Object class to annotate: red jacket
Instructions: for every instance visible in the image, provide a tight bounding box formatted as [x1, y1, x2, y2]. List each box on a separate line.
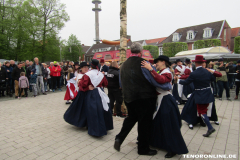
[52, 65, 61, 77]
[49, 66, 53, 76]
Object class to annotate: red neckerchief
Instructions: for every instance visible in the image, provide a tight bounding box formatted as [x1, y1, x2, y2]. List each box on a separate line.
[129, 53, 141, 58]
[178, 65, 182, 68]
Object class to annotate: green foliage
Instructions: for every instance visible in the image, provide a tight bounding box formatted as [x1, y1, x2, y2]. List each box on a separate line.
[194, 39, 221, 49]
[0, 0, 70, 62]
[62, 34, 83, 62]
[162, 42, 188, 57]
[234, 36, 240, 54]
[143, 45, 159, 59]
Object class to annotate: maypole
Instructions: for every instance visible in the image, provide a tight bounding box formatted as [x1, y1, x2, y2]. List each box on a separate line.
[120, 0, 127, 63]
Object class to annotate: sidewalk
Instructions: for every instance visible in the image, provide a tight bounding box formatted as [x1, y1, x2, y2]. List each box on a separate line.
[0, 91, 239, 160]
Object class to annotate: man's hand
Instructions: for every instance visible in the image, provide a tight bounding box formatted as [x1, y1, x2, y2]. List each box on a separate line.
[219, 63, 224, 67]
[89, 85, 94, 90]
[175, 72, 180, 75]
[225, 63, 229, 67]
[102, 71, 105, 74]
[141, 60, 153, 71]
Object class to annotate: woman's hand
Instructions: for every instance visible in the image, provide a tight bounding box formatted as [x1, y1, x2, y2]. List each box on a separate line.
[88, 85, 94, 90]
[141, 60, 153, 71]
[206, 68, 214, 74]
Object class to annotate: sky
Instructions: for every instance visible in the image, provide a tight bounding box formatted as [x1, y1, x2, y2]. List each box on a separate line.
[59, 0, 240, 46]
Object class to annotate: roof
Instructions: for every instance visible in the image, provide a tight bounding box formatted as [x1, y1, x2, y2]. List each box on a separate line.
[82, 46, 91, 53]
[134, 40, 145, 44]
[159, 20, 225, 46]
[145, 37, 167, 45]
[231, 27, 240, 37]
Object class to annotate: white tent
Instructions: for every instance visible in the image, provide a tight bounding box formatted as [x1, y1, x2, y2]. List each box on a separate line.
[169, 46, 240, 62]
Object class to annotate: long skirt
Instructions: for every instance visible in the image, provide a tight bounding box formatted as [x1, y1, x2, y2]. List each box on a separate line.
[150, 95, 188, 154]
[172, 82, 194, 102]
[181, 92, 218, 125]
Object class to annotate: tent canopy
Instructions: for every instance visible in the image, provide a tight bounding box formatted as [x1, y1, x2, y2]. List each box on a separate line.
[169, 46, 240, 62]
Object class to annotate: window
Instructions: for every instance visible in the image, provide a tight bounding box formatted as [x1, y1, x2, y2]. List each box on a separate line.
[159, 47, 163, 55]
[186, 30, 195, 40]
[192, 44, 194, 50]
[172, 33, 180, 42]
[224, 29, 226, 41]
[203, 28, 212, 38]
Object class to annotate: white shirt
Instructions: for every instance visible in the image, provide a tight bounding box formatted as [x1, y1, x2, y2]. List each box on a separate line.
[196, 66, 202, 69]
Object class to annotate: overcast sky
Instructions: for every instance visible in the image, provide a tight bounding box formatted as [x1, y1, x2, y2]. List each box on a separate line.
[59, 0, 240, 46]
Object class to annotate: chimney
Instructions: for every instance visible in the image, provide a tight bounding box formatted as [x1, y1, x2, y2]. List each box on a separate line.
[82, 44, 85, 46]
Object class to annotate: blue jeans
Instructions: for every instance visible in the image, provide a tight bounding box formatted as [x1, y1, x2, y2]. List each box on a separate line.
[44, 81, 48, 91]
[217, 81, 230, 98]
[48, 78, 51, 90]
[60, 76, 64, 86]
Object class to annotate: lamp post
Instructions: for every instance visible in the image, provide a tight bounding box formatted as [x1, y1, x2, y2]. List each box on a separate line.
[59, 36, 62, 62]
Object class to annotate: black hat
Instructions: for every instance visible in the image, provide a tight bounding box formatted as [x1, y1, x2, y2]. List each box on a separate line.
[175, 59, 182, 63]
[80, 62, 90, 68]
[154, 55, 171, 65]
[218, 58, 223, 62]
[237, 60, 240, 63]
[185, 58, 191, 64]
[73, 62, 79, 66]
[90, 59, 99, 69]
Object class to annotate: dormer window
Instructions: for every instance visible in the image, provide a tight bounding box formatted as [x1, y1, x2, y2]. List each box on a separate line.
[172, 33, 180, 42]
[203, 27, 213, 38]
[186, 30, 195, 40]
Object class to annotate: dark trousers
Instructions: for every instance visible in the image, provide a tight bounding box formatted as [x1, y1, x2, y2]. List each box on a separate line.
[235, 81, 240, 96]
[116, 97, 156, 153]
[19, 88, 28, 97]
[6, 79, 13, 94]
[108, 88, 123, 116]
[217, 81, 230, 98]
[48, 78, 52, 90]
[52, 76, 60, 90]
[228, 75, 234, 89]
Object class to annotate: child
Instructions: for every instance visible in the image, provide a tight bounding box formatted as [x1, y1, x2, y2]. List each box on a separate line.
[18, 72, 29, 99]
[64, 68, 78, 104]
[30, 69, 38, 97]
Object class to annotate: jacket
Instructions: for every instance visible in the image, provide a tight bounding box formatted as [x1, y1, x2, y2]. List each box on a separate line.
[0, 66, 7, 83]
[100, 65, 109, 77]
[179, 67, 220, 104]
[52, 65, 61, 77]
[12, 67, 25, 81]
[42, 68, 48, 82]
[4, 66, 12, 79]
[19, 76, 29, 88]
[26, 65, 33, 78]
[234, 65, 240, 80]
[30, 74, 38, 84]
[49, 66, 54, 76]
[107, 66, 120, 89]
[214, 64, 228, 82]
[31, 62, 44, 76]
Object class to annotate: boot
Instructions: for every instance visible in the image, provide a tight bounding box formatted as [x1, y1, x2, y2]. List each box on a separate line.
[234, 96, 238, 100]
[203, 128, 216, 137]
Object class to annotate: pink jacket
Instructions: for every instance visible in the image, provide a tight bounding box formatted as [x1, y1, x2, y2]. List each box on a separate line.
[19, 76, 29, 88]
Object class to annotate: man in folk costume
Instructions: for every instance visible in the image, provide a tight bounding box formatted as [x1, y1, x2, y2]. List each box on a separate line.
[100, 59, 109, 78]
[114, 42, 172, 155]
[176, 55, 222, 137]
[172, 59, 191, 104]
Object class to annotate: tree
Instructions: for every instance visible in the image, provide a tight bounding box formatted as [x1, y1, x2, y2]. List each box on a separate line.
[29, 0, 70, 62]
[120, 0, 127, 63]
[143, 45, 159, 59]
[194, 39, 221, 49]
[234, 36, 240, 54]
[163, 42, 188, 57]
[62, 34, 83, 62]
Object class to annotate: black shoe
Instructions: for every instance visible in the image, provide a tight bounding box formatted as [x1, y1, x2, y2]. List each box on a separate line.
[214, 121, 219, 125]
[138, 149, 157, 156]
[43, 93, 47, 95]
[200, 122, 206, 127]
[165, 152, 176, 158]
[203, 128, 216, 137]
[15, 96, 18, 99]
[114, 139, 122, 152]
[188, 124, 193, 130]
[66, 101, 71, 104]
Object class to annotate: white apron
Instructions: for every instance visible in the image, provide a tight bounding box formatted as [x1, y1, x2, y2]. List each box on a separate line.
[153, 69, 172, 119]
[86, 69, 109, 111]
[66, 77, 78, 98]
[175, 65, 187, 100]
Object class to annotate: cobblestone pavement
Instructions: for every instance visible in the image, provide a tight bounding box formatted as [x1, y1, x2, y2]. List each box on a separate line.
[0, 89, 239, 160]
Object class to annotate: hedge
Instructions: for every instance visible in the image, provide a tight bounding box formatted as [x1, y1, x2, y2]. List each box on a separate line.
[163, 42, 188, 57]
[234, 36, 240, 54]
[194, 39, 221, 49]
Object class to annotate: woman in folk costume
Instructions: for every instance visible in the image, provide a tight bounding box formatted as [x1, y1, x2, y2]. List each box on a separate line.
[64, 68, 78, 104]
[64, 59, 113, 137]
[172, 59, 191, 104]
[141, 55, 188, 159]
[177, 55, 222, 137]
[63, 62, 90, 128]
[182, 59, 221, 130]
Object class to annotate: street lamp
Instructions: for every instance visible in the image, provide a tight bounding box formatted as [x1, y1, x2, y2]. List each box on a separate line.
[59, 36, 62, 62]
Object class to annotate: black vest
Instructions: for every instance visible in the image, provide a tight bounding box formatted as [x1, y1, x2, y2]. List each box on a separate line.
[120, 57, 156, 103]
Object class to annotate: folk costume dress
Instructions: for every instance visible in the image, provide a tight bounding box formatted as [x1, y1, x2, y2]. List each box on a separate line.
[180, 67, 222, 126]
[64, 73, 78, 101]
[181, 68, 221, 126]
[172, 65, 192, 103]
[150, 68, 188, 155]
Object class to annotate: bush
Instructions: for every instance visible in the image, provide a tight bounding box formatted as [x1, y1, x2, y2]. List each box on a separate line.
[163, 42, 188, 57]
[194, 39, 221, 49]
[143, 45, 159, 59]
[234, 36, 240, 54]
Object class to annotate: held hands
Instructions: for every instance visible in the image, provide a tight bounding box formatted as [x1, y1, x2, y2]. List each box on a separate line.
[225, 63, 229, 67]
[141, 60, 152, 71]
[219, 63, 224, 67]
[174, 75, 179, 80]
[206, 68, 214, 74]
[89, 85, 94, 90]
[175, 72, 180, 76]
